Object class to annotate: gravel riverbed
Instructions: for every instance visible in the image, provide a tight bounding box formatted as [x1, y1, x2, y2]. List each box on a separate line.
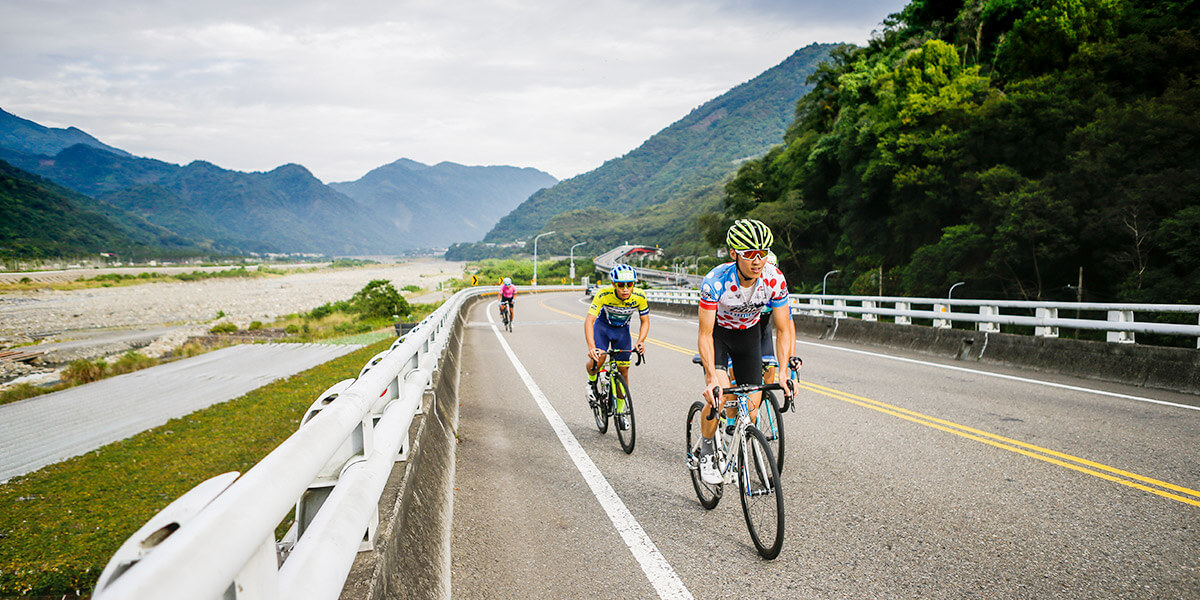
[0, 258, 464, 384]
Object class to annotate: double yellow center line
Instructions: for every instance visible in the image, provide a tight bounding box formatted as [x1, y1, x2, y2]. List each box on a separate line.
[538, 297, 1200, 507]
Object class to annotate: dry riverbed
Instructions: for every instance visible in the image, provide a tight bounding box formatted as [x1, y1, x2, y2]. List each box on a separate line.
[0, 258, 464, 385]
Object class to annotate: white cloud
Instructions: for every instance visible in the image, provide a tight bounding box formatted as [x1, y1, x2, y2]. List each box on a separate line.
[0, 0, 908, 182]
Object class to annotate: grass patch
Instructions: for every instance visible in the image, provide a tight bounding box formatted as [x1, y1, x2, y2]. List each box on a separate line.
[0, 338, 394, 597]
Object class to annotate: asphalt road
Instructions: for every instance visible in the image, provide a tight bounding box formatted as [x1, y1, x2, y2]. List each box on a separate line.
[450, 292, 1198, 599]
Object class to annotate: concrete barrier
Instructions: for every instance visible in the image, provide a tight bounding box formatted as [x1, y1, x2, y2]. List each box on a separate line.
[338, 294, 482, 600]
[650, 301, 1200, 396]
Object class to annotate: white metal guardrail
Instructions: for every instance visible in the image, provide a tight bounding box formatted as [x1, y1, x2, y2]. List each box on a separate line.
[645, 289, 1200, 348]
[91, 285, 572, 600]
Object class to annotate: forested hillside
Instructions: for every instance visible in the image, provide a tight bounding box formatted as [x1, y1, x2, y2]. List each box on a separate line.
[719, 0, 1199, 303]
[475, 44, 837, 257]
[0, 160, 199, 261]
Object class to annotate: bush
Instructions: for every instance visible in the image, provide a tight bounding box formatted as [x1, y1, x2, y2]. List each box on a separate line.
[0, 383, 49, 405]
[110, 351, 157, 375]
[308, 300, 351, 320]
[247, 321, 263, 330]
[209, 322, 238, 334]
[63, 359, 107, 385]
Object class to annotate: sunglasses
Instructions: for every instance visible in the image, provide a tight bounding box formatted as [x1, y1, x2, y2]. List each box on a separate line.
[735, 249, 769, 260]
[614, 281, 636, 288]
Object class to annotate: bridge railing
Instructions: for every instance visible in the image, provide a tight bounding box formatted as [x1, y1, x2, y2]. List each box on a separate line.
[92, 285, 572, 600]
[645, 289, 1200, 348]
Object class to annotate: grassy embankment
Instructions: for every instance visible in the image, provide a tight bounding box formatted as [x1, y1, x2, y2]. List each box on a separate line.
[0, 337, 396, 597]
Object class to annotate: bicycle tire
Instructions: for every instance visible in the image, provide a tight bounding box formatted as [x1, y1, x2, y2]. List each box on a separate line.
[686, 401, 721, 509]
[738, 425, 784, 559]
[591, 377, 609, 434]
[612, 372, 636, 454]
[756, 390, 785, 474]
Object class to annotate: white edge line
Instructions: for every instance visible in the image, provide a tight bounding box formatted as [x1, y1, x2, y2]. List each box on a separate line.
[485, 303, 694, 600]
[795, 339, 1200, 412]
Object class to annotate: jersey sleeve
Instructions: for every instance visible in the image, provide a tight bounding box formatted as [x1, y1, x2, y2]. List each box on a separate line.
[635, 291, 650, 315]
[766, 265, 790, 308]
[698, 268, 723, 310]
[587, 290, 605, 316]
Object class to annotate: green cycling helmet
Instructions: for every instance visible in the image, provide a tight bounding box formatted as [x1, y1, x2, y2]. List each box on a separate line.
[726, 218, 773, 251]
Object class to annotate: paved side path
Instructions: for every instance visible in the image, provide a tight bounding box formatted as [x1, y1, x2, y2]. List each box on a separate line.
[0, 343, 362, 482]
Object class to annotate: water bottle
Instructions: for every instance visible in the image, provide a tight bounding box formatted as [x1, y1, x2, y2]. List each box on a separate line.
[722, 416, 735, 448]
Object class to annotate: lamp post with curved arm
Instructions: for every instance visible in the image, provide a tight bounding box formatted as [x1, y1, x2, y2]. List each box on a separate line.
[569, 241, 587, 283]
[822, 270, 840, 296]
[949, 281, 966, 299]
[532, 231, 556, 286]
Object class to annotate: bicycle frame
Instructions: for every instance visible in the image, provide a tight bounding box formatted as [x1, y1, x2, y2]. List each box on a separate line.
[709, 384, 781, 488]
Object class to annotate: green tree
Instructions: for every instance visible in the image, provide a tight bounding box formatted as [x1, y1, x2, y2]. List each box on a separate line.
[351, 280, 411, 320]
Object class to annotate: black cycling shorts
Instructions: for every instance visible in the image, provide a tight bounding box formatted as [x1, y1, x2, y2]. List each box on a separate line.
[758, 316, 777, 366]
[712, 325, 762, 387]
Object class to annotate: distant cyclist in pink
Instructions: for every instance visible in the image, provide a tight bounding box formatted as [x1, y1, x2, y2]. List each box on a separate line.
[499, 277, 517, 323]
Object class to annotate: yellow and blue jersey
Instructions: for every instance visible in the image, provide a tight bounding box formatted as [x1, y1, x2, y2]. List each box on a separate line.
[588, 286, 649, 328]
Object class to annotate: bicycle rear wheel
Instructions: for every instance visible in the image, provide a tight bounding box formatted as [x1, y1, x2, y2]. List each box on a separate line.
[591, 378, 609, 434]
[612, 372, 635, 454]
[686, 401, 721, 509]
[756, 390, 785, 474]
[738, 425, 784, 559]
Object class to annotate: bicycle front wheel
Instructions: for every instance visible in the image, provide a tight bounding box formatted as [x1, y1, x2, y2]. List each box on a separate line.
[612, 372, 635, 454]
[738, 425, 784, 559]
[756, 390, 785, 474]
[591, 380, 609, 434]
[686, 401, 721, 509]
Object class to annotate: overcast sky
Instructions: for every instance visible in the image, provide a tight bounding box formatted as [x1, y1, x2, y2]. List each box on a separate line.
[0, 0, 908, 183]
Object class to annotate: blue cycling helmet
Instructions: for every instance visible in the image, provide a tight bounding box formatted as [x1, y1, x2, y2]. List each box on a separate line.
[609, 264, 637, 283]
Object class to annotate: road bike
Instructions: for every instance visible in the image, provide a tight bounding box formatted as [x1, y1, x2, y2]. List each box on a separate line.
[589, 348, 643, 454]
[498, 300, 512, 332]
[686, 382, 786, 559]
[692, 354, 788, 474]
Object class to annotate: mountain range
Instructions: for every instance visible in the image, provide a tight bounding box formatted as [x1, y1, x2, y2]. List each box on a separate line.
[3, 42, 836, 261]
[330, 159, 557, 249]
[0, 108, 555, 258]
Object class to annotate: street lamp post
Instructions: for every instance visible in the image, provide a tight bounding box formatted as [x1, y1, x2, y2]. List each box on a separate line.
[822, 270, 840, 296]
[532, 231, 556, 286]
[569, 241, 587, 283]
[949, 281, 965, 299]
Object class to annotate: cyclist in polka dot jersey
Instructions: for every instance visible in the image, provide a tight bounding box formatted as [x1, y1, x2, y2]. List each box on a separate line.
[695, 219, 798, 485]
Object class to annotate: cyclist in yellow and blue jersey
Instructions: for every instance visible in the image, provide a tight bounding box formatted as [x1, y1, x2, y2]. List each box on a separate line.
[585, 264, 649, 410]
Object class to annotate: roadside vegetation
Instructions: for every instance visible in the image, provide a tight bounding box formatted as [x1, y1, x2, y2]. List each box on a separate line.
[0, 337, 395, 597]
[452, 257, 596, 289]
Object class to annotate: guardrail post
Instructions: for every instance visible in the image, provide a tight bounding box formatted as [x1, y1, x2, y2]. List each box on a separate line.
[833, 299, 848, 319]
[895, 302, 912, 325]
[862, 300, 877, 321]
[1036, 307, 1059, 338]
[293, 380, 376, 553]
[977, 306, 1001, 333]
[1106, 310, 1136, 343]
[933, 303, 952, 329]
[808, 298, 823, 316]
